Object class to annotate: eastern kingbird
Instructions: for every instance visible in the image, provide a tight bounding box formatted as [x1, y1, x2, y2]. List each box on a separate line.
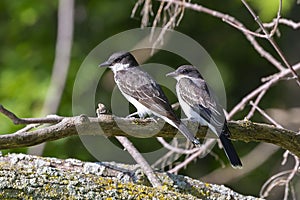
[166, 65, 242, 168]
[99, 52, 200, 145]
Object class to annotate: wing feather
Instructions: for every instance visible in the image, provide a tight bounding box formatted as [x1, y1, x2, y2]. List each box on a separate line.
[177, 78, 225, 131]
[116, 68, 178, 121]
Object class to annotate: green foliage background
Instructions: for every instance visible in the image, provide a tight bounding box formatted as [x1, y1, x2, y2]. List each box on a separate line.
[0, 0, 299, 196]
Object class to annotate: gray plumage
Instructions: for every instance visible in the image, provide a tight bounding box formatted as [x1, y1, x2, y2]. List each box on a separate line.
[167, 65, 242, 168]
[99, 52, 200, 145]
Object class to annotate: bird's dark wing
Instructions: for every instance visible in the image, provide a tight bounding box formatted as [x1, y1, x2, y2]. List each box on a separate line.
[116, 68, 178, 121]
[177, 78, 225, 130]
[178, 78, 242, 167]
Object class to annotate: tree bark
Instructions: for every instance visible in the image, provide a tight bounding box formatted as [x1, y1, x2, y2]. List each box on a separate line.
[0, 153, 262, 199]
[0, 114, 299, 158]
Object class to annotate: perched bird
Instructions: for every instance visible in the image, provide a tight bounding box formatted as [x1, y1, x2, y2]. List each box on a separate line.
[99, 52, 200, 145]
[166, 65, 242, 168]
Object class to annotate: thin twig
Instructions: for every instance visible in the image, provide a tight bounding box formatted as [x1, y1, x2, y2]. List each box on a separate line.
[283, 154, 299, 200]
[222, 19, 267, 38]
[241, 0, 300, 87]
[131, 0, 143, 18]
[0, 104, 63, 124]
[150, 1, 165, 39]
[246, 90, 266, 119]
[151, 3, 183, 52]
[228, 63, 300, 119]
[263, 18, 300, 30]
[260, 153, 300, 199]
[268, 0, 282, 38]
[159, 0, 285, 71]
[151, 149, 181, 169]
[96, 104, 161, 187]
[168, 139, 216, 173]
[249, 101, 283, 128]
[15, 124, 41, 134]
[202, 143, 280, 184]
[157, 137, 199, 154]
[260, 171, 291, 198]
[282, 150, 290, 165]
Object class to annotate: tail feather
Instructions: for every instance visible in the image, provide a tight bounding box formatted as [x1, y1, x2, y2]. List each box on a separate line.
[177, 123, 200, 145]
[162, 115, 200, 145]
[219, 132, 242, 168]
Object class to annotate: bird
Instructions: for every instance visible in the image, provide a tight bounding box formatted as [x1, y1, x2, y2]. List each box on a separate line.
[166, 65, 242, 168]
[99, 51, 200, 145]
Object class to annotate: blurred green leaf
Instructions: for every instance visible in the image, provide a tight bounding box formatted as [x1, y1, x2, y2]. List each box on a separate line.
[250, 0, 295, 21]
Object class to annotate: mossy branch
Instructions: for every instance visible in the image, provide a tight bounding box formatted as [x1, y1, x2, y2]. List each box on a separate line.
[0, 153, 262, 199]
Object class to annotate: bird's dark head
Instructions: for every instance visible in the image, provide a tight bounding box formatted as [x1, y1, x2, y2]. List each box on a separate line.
[99, 51, 139, 73]
[166, 65, 203, 80]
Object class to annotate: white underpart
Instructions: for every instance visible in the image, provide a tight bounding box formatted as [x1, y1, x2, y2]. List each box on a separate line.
[109, 63, 150, 118]
[109, 63, 130, 73]
[109, 62, 182, 131]
[119, 86, 178, 128]
[108, 63, 149, 117]
[175, 75, 218, 135]
[120, 91, 152, 118]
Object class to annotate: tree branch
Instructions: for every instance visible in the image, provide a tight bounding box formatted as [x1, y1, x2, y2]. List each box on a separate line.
[28, 0, 75, 156]
[158, 0, 285, 71]
[43, 0, 74, 114]
[0, 105, 299, 158]
[202, 143, 280, 184]
[0, 153, 261, 199]
[96, 104, 162, 188]
[0, 105, 63, 124]
[241, 0, 300, 87]
[114, 136, 162, 187]
[228, 63, 300, 118]
[263, 18, 300, 30]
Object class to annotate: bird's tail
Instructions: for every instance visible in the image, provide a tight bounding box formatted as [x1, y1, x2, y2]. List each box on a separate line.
[175, 121, 200, 146]
[150, 106, 200, 145]
[219, 129, 242, 168]
[161, 115, 200, 145]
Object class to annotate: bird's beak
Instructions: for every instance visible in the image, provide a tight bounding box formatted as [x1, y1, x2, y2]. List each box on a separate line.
[166, 71, 177, 77]
[99, 61, 111, 67]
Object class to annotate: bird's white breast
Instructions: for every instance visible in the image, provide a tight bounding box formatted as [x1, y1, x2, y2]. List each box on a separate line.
[114, 79, 152, 118]
[110, 63, 129, 74]
[176, 83, 217, 134]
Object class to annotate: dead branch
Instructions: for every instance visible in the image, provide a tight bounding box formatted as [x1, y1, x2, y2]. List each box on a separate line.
[240, 0, 300, 87]
[96, 104, 162, 188]
[135, 1, 300, 198]
[28, 0, 75, 156]
[202, 143, 280, 184]
[263, 18, 300, 30]
[228, 63, 300, 118]
[260, 151, 300, 199]
[0, 105, 299, 158]
[43, 0, 74, 114]
[158, 0, 285, 71]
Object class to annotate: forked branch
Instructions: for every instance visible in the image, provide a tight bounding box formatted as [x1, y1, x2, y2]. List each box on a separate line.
[0, 105, 299, 158]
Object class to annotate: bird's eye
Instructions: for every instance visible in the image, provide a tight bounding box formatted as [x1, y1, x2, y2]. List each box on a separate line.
[182, 69, 188, 74]
[114, 57, 121, 63]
